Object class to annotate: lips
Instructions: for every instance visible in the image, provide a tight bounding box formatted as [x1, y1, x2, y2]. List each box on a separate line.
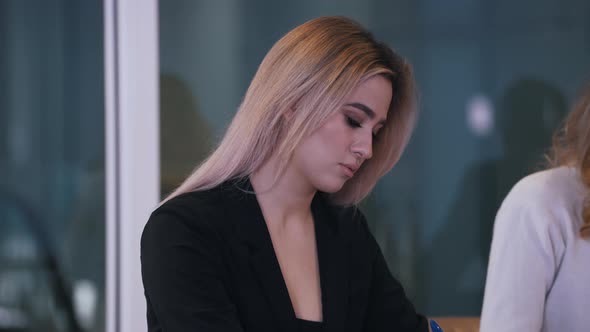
[340, 163, 358, 177]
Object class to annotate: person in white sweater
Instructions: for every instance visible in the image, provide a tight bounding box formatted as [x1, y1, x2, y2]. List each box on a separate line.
[480, 85, 590, 332]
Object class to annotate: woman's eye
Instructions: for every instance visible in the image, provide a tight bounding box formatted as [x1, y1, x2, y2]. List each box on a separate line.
[346, 116, 362, 128]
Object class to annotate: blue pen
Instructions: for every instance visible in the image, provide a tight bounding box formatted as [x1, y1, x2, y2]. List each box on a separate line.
[430, 319, 443, 332]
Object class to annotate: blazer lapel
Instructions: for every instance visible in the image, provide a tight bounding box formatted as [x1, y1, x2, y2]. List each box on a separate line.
[313, 195, 349, 332]
[231, 180, 350, 332]
[231, 180, 297, 332]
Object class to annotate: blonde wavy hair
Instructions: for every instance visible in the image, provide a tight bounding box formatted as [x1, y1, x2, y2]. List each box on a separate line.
[163, 16, 417, 206]
[547, 84, 590, 237]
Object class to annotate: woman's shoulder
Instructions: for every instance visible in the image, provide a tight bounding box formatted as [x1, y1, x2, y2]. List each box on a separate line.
[145, 182, 241, 238]
[496, 166, 585, 238]
[506, 166, 583, 210]
[156, 186, 228, 217]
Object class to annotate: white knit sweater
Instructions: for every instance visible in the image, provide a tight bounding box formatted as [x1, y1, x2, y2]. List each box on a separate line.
[480, 167, 590, 332]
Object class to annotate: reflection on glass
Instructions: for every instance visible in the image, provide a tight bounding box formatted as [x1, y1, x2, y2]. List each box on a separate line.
[159, 1, 590, 316]
[0, 1, 104, 331]
[160, 74, 213, 198]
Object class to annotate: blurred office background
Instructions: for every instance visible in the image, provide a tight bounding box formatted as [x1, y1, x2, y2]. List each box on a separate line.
[1, 0, 589, 331]
[1, 1, 104, 331]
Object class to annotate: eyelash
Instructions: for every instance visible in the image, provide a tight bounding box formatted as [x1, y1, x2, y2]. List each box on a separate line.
[346, 116, 362, 128]
[346, 116, 379, 140]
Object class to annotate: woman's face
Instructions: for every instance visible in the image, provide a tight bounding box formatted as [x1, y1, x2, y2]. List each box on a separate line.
[292, 75, 392, 193]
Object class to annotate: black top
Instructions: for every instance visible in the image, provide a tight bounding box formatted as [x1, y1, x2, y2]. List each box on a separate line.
[297, 318, 323, 332]
[141, 179, 428, 332]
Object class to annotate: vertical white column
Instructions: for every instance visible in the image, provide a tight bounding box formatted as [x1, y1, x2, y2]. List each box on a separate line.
[104, 0, 159, 331]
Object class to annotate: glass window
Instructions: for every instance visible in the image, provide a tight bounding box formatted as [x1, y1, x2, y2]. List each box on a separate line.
[0, 1, 105, 331]
[159, 0, 590, 315]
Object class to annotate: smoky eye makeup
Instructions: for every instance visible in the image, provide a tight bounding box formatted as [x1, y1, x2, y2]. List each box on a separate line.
[345, 115, 362, 128]
[372, 128, 382, 140]
[345, 111, 385, 141]
[343, 108, 366, 127]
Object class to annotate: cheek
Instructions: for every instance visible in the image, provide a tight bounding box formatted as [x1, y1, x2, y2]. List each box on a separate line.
[295, 118, 351, 169]
[316, 119, 349, 148]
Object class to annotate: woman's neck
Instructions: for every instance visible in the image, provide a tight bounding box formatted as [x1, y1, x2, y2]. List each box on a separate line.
[250, 156, 316, 230]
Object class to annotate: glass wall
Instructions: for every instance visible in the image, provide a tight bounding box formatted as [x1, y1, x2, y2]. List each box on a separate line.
[159, 0, 590, 315]
[0, 1, 105, 331]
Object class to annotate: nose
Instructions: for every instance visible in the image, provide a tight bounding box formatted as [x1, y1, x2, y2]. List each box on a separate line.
[351, 132, 373, 160]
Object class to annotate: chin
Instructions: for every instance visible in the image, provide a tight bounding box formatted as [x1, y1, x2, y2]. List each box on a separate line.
[314, 177, 347, 193]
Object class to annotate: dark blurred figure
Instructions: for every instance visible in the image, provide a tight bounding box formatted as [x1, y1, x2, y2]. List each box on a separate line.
[159, 74, 213, 198]
[423, 78, 567, 315]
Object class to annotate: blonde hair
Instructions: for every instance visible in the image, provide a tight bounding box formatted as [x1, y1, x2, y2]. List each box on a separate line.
[547, 84, 590, 237]
[163, 16, 417, 206]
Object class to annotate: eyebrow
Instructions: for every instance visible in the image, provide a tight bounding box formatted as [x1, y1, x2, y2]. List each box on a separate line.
[345, 102, 386, 125]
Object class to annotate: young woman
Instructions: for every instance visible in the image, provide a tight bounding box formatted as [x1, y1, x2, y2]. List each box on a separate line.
[141, 16, 437, 332]
[480, 84, 590, 331]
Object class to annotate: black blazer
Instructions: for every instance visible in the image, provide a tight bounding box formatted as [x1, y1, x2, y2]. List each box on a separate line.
[141, 179, 428, 332]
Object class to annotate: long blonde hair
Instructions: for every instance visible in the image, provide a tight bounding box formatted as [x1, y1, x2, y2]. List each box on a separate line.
[163, 16, 417, 206]
[547, 84, 590, 237]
